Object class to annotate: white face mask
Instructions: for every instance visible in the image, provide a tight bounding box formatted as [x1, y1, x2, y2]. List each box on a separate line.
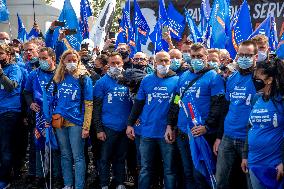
[257, 51, 268, 62]
[157, 65, 170, 75]
[65, 62, 77, 72]
[0, 39, 9, 44]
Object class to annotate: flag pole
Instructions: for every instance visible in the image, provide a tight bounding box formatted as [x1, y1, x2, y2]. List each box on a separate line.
[8, 20, 13, 39]
[33, 0, 36, 23]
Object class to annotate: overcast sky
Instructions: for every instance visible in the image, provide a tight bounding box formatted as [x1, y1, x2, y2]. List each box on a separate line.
[51, 0, 81, 18]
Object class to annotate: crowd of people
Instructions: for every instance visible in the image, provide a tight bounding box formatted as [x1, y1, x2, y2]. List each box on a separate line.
[0, 19, 284, 189]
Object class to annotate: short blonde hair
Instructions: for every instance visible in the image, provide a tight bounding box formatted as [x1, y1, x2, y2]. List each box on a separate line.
[251, 34, 269, 45]
[53, 49, 89, 83]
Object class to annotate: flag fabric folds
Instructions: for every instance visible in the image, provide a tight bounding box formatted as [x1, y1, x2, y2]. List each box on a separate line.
[90, 0, 116, 52]
[17, 13, 27, 42]
[179, 96, 216, 188]
[226, 0, 252, 58]
[27, 28, 40, 40]
[0, 0, 9, 22]
[167, 2, 185, 41]
[134, 0, 150, 45]
[209, 0, 230, 48]
[79, 0, 92, 39]
[116, 8, 128, 45]
[149, 0, 169, 53]
[54, 0, 82, 50]
[184, 9, 202, 43]
[250, 167, 284, 189]
[249, 15, 278, 52]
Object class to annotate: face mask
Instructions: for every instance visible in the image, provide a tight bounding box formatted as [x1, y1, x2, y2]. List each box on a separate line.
[133, 64, 146, 70]
[253, 78, 266, 92]
[108, 66, 123, 78]
[0, 39, 9, 44]
[118, 51, 129, 59]
[237, 56, 254, 69]
[65, 62, 77, 72]
[0, 59, 7, 66]
[208, 61, 219, 70]
[257, 51, 267, 62]
[170, 58, 181, 71]
[157, 65, 170, 75]
[94, 67, 103, 75]
[191, 59, 205, 73]
[182, 53, 191, 64]
[276, 44, 284, 60]
[39, 60, 50, 71]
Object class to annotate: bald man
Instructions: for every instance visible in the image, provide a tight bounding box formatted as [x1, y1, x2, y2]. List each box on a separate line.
[127, 51, 178, 189]
[169, 49, 188, 75]
[0, 32, 10, 44]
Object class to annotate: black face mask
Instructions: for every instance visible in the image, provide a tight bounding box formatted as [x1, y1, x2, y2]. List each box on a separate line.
[94, 67, 103, 75]
[133, 64, 146, 70]
[119, 51, 129, 59]
[253, 78, 266, 91]
[0, 59, 7, 66]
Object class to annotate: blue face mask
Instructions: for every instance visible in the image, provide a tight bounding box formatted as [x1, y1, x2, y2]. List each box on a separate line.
[39, 60, 50, 71]
[208, 61, 219, 70]
[276, 44, 284, 60]
[170, 58, 181, 71]
[182, 53, 191, 64]
[191, 59, 205, 73]
[237, 56, 253, 69]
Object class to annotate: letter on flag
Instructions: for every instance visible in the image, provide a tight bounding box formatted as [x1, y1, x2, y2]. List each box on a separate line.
[184, 9, 202, 43]
[167, 2, 185, 41]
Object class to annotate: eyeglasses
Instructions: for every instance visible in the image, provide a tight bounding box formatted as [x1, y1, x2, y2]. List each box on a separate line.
[237, 53, 256, 58]
[133, 58, 146, 62]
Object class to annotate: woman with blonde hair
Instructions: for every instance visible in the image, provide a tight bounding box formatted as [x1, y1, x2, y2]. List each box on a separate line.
[51, 49, 93, 189]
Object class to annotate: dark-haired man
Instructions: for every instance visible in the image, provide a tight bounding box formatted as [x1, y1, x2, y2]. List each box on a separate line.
[215, 40, 258, 189]
[168, 43, 225, 189]
[93, 52, 132, 189]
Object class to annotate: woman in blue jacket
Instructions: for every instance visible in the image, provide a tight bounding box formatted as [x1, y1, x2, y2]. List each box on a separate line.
[52, 49, 93, 189]
[242, 59, 284, 189]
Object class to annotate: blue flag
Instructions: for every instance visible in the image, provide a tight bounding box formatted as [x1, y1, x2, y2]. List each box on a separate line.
[184, 9, 202, 43]
[167, 2, 185, 41]
[17, 13, 27, 42]
[134, 0, 150, 45]
[159, 0, 168, 26]
[53, 0, 82, 50]
[149, 0, 169, 53]
[116, 8, 128, 45]
[200, 0, 211, 36]
[249, 15, 278, 52]
[276, 32, 284, 59]
[0, 0, 9, 22]
[27, 28, 40, 40]
[209, 0, 230, 48]
[79, 0, 92, 39]
[226, 0, 252, 58]
[149, 20, 164, 54]
[269, 17, 278, 52]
